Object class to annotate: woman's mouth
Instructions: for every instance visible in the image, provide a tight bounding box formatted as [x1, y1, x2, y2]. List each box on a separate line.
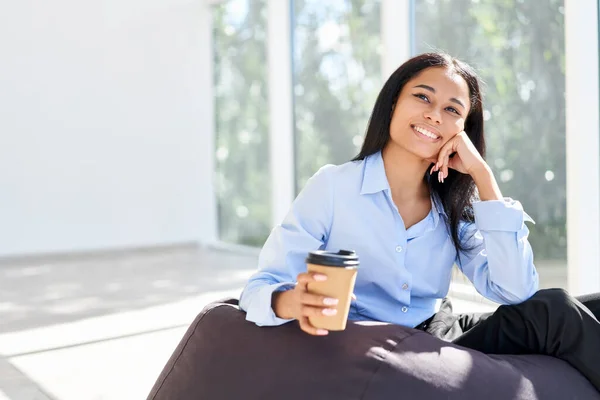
[411, 125, 441, 142]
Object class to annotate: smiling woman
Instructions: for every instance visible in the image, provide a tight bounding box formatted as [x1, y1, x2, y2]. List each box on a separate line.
[239, 52, 600, 391]
[354, 53, 488, 249]
[390, 68, 477, 180]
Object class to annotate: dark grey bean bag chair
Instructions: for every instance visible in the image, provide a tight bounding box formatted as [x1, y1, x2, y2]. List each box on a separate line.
[147, 298, 600, 400]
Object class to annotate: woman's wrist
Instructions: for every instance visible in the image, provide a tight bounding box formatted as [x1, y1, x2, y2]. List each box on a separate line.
[272, 290, 294, 319]
[470, 164, 503, 201]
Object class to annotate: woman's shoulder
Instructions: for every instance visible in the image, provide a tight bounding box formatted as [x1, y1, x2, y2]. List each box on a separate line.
[307, 158, 366, 191]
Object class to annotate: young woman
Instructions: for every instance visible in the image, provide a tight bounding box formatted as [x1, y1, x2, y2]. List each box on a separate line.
[239, 53, 600, 390]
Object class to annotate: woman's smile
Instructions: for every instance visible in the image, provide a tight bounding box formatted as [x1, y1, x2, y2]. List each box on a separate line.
[411, 124, 442, 142]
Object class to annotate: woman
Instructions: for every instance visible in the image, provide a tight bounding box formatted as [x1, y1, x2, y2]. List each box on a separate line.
[239, 53, 600, 390]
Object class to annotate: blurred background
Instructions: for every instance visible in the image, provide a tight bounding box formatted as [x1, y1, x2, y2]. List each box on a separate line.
[0, 0, 598, 398]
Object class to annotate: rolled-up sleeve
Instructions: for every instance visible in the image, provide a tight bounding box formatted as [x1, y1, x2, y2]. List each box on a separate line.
[456, 198, 539, 304]
[239, 165, 335, 326]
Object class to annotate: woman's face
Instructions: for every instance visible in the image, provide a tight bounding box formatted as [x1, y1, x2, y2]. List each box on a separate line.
[389, 66, 471, 161]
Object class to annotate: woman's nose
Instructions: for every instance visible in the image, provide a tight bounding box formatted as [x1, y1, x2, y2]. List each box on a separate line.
[424, 109, 442, 125]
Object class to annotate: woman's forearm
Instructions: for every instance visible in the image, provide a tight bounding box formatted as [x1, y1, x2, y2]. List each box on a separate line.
[471, 164, 503, 201]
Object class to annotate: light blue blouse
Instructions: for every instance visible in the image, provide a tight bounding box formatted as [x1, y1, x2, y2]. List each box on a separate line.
[240, 151, 539, 328]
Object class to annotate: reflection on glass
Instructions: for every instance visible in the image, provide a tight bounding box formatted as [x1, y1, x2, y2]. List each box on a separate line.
[414, 0, 567, 287]
[213, 0, 271, 246]
[293, 0, 383, 190]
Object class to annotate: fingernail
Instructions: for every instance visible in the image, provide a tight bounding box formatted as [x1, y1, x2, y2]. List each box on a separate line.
[314, 274, 327, 281]
[323, 297, 339, 306]
[322, 308, 338, 316]
[317, 329, 329, 335]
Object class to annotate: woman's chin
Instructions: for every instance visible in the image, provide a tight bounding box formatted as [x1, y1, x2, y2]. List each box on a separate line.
[406, 146, 438, 162]
[387, 139, 439, 161]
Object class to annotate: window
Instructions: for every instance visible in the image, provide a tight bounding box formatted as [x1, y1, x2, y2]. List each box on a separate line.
[292, 0, 383, 190]
[213, 0, 271, 246]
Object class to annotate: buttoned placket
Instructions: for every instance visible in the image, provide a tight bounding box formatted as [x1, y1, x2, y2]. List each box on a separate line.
[384, 189, 411, 313]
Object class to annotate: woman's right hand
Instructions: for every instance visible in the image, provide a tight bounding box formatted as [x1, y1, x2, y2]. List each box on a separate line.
[271, 272, 339, 336]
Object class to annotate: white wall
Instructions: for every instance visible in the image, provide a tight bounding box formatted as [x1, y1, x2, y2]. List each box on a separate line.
[0, 0, 216, 257]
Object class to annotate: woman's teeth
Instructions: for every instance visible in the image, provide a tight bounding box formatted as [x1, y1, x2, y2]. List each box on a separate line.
[414, 126, 439, 139]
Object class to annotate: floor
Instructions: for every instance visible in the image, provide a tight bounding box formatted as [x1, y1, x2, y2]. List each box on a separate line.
[0, 245, 256, 400]
[0, 244, 563, 399]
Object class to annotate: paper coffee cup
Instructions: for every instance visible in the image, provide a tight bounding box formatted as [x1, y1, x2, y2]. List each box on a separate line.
[306, 250, 359, 331]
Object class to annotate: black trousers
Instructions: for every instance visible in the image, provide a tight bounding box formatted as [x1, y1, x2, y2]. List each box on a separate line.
[415, 289, 600, 391]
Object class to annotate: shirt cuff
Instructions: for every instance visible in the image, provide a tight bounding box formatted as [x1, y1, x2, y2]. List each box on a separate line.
[473, 197, 535, 232]
[244, 282, 296, 326]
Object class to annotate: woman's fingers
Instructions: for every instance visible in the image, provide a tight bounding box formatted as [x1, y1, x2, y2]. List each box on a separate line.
[296, 272, 327, 291]
[295, 272, 337, 336]
[299, 316, 329, 336]
[442, 161, 449, 182]
[297, 272, 327, 284]
[436, 139, 456, 183]
[436, 154, 449, 183]
[300, 291, 339, 307]
[301, 304, 337, 318]
[436, 149, 447, 183]
[429, 163, 437, 176]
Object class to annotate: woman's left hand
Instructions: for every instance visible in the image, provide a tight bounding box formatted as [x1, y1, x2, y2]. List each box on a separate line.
[430, 131, 487, 182]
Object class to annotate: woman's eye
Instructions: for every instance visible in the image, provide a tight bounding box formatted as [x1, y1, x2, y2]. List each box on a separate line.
[446, 107, 460, 115]
[414, 93, 429, 102]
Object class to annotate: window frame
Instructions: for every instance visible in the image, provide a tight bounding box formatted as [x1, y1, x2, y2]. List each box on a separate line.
[565, 0, 600, 294]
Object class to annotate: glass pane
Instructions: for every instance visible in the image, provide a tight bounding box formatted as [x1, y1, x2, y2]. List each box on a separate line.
[293, 0, 383, 190]
[414, 0, 566, 288]
[213, 0, 271, 246]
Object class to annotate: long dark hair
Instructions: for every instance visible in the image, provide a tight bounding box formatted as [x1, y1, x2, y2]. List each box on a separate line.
[353, 53, 485, 253]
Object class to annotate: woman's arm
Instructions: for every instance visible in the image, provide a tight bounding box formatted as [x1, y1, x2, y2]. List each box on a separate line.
[456, 199, 539, 304]
[239, 165, 335, 326]
[471, 164, 503, 201]
[434, 131, 539, 303]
